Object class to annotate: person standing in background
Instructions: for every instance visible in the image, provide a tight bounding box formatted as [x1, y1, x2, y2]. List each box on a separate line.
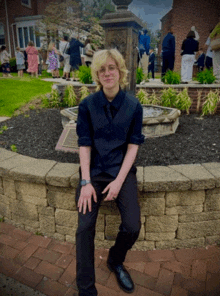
[148, 48, 155, 79]
[47, 42, 60, 78]
[138, 29, 150, 75]
[26, 41, 38, 78]
[68, 33, 84, 81]
[38, 49, 43, 76]
[205, 29, 214, 70]
[195, 48, 205, 72]
[84, 38, 94, 67]
[15, 47, 25, 77]
[161, 25, 175, 79]
[0, 46, 12, 77]
[60, 36, 71, 81]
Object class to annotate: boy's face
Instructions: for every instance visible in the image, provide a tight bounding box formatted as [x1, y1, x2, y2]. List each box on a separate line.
[98, 57, 120, 92]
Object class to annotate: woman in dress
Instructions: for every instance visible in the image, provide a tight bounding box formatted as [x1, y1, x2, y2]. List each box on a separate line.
[60, 36, 71, 81]
[26, 41, 38, 77]
[84, 38, 94, 67]
[15, 47, 25, 77]
[0, 46, 12, 77]
[47, 42, 60, 78]
[181, 31, 199, 84]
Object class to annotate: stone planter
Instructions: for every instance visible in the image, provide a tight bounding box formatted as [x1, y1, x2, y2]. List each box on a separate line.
[210, 35, 220, 51]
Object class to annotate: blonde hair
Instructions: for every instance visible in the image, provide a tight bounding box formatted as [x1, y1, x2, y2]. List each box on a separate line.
[91, 49, 128, 90]
[28, 41, 34, 46]
[16, 47, 20, 51]
[48, 42, 55, 52]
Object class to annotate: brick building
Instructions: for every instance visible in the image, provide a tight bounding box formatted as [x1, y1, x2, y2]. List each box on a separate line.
[160, 0, 220, 71]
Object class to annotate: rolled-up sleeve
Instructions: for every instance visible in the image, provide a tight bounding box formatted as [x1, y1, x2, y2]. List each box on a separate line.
[128, 102, 145, 145]
[76, 100, 92, 147]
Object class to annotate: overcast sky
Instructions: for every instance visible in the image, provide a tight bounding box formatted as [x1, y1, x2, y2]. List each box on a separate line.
[129, 0, 173, 31]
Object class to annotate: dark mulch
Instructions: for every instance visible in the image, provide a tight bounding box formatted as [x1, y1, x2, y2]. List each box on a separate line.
[0, 108, 220, 166]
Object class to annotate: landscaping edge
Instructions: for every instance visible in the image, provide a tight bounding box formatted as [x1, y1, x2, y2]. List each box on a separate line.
[0, 147, 220, 251]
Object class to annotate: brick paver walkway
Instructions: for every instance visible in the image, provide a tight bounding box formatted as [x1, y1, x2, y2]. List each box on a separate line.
[0, 222, 220, 296]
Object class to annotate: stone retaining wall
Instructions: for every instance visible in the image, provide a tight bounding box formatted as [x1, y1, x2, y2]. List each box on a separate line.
[1, 147, 220, 250]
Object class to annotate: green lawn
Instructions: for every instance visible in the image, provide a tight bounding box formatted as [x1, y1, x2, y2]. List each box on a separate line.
[0, 77, 53, 116]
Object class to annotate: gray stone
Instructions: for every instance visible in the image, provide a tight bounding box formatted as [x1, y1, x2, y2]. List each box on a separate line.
[66, 235, 75, 243]
[205, 235, 220, 245]
[145, 232, 175, 241]
[56, 225, 76, 236]
[39, 215, 55, 234]
[144, 166, 191, 192]
[166, 190, 205, 207]
[70, 166, 80, 188]
[132, 241, 155, 251]
[47, 191, 76, 211]
[55, 209, 78, 227]
[0, 148, 17, 162]
[169, 164, 216, 190]
[11, 213, 40, 228]
[16, 181, 47, 198]
[204, 194, 220, 212]
[3, 179, 16, 199]
[179, 211, 220, 223]
[37, 206, 55, 217]
[136, 166, 143, 191]
[17, 194, 48, 207]
[177, 220, 220, 239]
[0, 202, 11, 218]
[139, 197, 165, 215]
[8, 159, 57, 184]
[146, 215, 178, 232]
[202, 162, 220, 187]
[9, 200, 38, 220]
[46, 162, 79, 187]
[156, 238, 205, 249]
[96, 214, 105, 232]
[166, 205, 203, 215]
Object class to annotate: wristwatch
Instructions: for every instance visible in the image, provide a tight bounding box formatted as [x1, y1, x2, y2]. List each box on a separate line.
[80, 179, 91, 186]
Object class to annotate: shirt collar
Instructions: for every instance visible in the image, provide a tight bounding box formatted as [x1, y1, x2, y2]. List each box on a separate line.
[99, 89, 125, 110]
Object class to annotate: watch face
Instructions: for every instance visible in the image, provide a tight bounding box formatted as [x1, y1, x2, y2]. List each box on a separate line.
[81, 180, 86, 186]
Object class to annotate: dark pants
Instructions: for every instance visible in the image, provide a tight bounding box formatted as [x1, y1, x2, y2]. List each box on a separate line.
[205, 56, 213, 70]
[162, 54, 175, 77]
[75, 170, 141, 296]
[148, 63, 155, 79]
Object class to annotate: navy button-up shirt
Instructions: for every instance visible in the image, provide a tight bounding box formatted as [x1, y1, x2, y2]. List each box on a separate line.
[76, 90, 145, 177]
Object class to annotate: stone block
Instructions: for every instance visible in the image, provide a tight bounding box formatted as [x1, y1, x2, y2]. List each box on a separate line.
[56, 225, 76, 236]
[52, 233, 65, 241]
[205, 235, 220, 245]
[9, 200, 38, 220]
[144, 166, 191, 192]
[166, 205, 203, 215]
[99, 201, 120, 215]
[146, 215, 178, 233]
[166, 190, 205, 207]
[138, 224, 145, 241]
[0, 148, 16, 162]
[0, 202, 11, 218]
[95, 240, 115, 249]
[39, 215, 55, 234]
[139, 197, 165, 215]
[47, 191, 76, 211]
[11, 213, 40, 228]
[70, 166, 80, 188]
[179, 211, 220, 223]
[204, 189, 220, 211]
[95, 232, 105, 241]
[37, 206, 55, 217]
[66, 235, 75, 243]
[46, 162, 79, 187]
[25, 226, 40, 234]
[132, 241, 155, 251]
[6, 219, 24, 229]
[55, 209, 78, 227]
[169, 164, 216, 190]
[47, 185, 76, 194]
[177, 220, 220, 239]
[145, 232, 175, 241]
[0, 177, 3, 194]
[156, 237, 205, 249]
[96, 214, 105, 232]
[16, 181, 47, 198]
[0, 194, 10, 205]
[3, 179, 16, 199]
[136, 166, 143, 191]
[105, 215, 121, 240]
[142, 192, 166, 199]
[17, 193, 48, 207]
[202, 162, 220, 187]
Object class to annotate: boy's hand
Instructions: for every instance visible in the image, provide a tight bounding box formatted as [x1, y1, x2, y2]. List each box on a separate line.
[102, 179, 122, 201]
[78, 184, 97, 214]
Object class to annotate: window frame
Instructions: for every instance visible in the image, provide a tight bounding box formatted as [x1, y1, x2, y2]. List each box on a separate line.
[21, 0, 32, 8]
[0, 23, 5, 46]
[16, 23, 41, 50]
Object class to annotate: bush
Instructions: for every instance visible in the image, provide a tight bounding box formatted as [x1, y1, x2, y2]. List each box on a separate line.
[202, 90, 220, 115]
[80, 85, 90, 102]
[136, 89, 148, 104]
[63, 84, 77, 107]
[136, 67, 144, 84]
[175, 88, 192, 114]
[10, 58, 17, 72]
[196, 68, 216, 84]
[78, 65, 93, 84]
[162, 70, 181, 84]
[161, 88, 177, 107]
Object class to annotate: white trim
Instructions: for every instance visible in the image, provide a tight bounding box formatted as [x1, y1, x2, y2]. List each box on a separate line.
[5, 0, 11, 54]
[16, 19, 41, 49]
[21, 0, 32, 9]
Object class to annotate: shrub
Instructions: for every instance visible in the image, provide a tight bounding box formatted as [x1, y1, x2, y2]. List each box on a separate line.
[63, 84, 77, 107]
[175, 88, 192, 114]
[80, 85, 90, 102]
[78, 65, 93, 84]
[136, 89, 148, 104]
[196, 68, 216, 84]
[202, 90, 220, 115]
[161, 88, 177, 107]
[162, 70, 181, 84]
[136, 67, 144, 84]
[10, 58, 17, 72]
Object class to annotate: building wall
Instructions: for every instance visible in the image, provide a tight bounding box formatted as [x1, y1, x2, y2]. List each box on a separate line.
[161, 0, 220, 72]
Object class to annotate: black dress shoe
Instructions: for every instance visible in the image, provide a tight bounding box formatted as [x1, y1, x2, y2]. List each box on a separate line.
[107, 259, 134, 293]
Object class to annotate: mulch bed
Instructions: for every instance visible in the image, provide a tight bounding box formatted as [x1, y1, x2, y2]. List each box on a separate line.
[0, 108, 220, 166]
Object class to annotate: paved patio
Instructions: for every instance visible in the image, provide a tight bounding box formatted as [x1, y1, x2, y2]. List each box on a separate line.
[0, 222, 220, 296]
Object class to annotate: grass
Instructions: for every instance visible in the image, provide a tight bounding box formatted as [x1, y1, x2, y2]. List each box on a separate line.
[0, 77, 54, 116]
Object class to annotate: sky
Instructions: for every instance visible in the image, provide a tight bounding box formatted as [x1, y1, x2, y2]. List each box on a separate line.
[129, 0, 173, 32]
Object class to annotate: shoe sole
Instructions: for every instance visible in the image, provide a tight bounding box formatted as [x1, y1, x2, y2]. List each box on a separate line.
[107, 262, 134, 294]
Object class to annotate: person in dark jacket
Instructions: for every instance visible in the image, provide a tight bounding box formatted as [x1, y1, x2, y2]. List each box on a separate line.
[75, 48, 144, 296]
[148, 48, 155, 79]
[196, 48, 205, 72]
[161, 25, 175, 79]
[181, 30, 199, 83]
[68, 33, 84, 81]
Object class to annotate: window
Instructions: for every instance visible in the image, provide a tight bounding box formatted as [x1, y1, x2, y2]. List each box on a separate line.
[17, 26, 41, 49]
[0, 23, 5, 45]
[21, 0, 31, 8]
